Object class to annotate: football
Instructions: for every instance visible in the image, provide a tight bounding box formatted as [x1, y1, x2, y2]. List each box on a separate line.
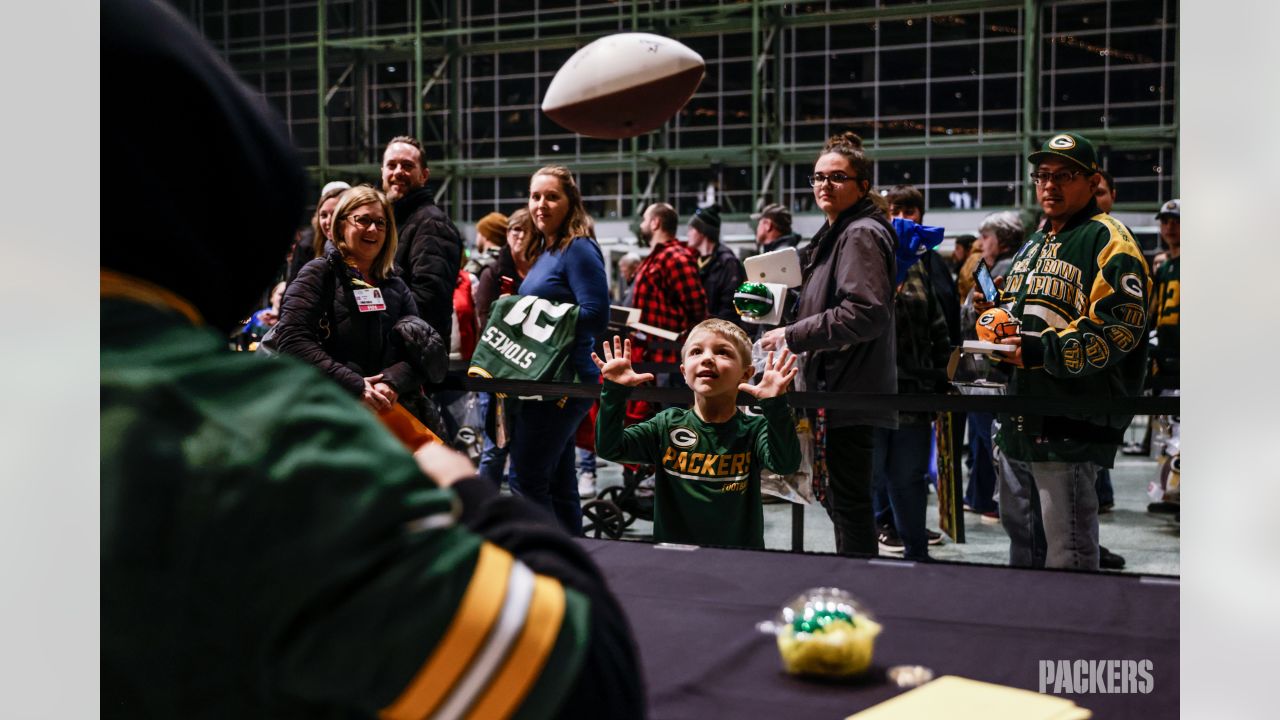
[541, 32, 705, 139]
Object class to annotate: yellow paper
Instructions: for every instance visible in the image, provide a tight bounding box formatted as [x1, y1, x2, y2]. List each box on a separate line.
[846, 675, 1091, 720]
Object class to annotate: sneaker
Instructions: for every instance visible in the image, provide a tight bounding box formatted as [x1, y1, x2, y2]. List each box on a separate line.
[1147, 501, 1179, 514]
[877, 527, 905, 554]
[1098, 502, 1114, 514]
[980, 510, 1001, 525]
[1121, 441, 1149, 456]
[1099, 545, 1126, 570]
[577, 471, 597, 499]
[926, 528, 944, 546]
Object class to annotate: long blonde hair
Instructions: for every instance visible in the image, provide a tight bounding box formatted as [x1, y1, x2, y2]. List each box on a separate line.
[331, 185, 399, 282]
[310, 184, 349, 259]
[522, 165, 595, 266]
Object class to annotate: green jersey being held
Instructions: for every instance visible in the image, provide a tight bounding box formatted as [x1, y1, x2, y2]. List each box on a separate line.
[596, 381, 801, 549]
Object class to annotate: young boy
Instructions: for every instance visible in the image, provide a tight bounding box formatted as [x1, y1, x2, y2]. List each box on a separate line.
[592, 319, 801, 549]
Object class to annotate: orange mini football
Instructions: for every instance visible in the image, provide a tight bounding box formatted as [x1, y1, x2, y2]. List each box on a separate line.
[976, 307, 1020, 343]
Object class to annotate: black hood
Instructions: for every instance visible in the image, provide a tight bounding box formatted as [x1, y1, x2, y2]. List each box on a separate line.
[102, 0, 307, 332]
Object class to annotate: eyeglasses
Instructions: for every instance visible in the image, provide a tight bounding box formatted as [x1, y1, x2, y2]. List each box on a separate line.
[347, 214, 387, 231]
[1029, 170, 1084, 185]
[808, 172, 856, 187]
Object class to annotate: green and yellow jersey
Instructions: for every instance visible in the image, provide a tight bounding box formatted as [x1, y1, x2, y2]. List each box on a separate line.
[1150, 255, 1180, 383]
[994, 206, 1151, 466]
[595, 381, 801, 549]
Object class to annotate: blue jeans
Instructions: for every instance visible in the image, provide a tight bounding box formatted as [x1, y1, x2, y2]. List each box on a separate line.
[994, 444, 1100, 570]
[1095, 469, 1114, 507]
[578, 448, 597, 474]
[508, 397, 594, 535]
[871, 425, 933, 561]
[964, 412, 998, 513]
[475, 393, 510, 487]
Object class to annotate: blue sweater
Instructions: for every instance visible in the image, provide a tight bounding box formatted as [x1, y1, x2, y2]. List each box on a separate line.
[519, 236, 610, 383]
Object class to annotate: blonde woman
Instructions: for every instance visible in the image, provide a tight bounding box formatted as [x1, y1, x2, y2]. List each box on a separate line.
[275, 185, 441, 413]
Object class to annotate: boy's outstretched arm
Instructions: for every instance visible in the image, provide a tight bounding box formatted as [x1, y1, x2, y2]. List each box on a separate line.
[593, 336, 664, 463]
[745, 349, 803, 475]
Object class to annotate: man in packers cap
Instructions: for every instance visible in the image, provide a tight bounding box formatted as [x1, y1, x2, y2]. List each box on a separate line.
[101, 1, 643, 717]
[1150, 198, 1180, 390]
[975, 131, 1151, 571]
[751, 202, 803, 254]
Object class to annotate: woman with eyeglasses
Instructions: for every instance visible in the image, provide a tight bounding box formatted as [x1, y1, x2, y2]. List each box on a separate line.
[502, 166, 609, 534]
[274, 184, 444, 414]
[759, 132, 898, 557]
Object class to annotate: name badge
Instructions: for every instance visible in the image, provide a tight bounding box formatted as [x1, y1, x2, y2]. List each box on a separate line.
[353, 287, 386, 312]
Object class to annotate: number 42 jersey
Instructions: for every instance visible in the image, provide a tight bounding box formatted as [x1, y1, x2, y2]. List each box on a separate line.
[469, 294, 582, 383]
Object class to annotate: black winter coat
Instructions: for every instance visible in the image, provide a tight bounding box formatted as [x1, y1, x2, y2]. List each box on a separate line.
[785, 197, 898, 430]
[392, 186, 463, 348]
[699, 242, 748, 327]
[274, 252, 430, 398]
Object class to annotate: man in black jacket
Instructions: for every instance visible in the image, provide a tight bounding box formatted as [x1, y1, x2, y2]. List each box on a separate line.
[885, 185, 961, 346]
[687, 203, 747, 327]
[382, 135, 463, 348]
[751, 203, 804, 254]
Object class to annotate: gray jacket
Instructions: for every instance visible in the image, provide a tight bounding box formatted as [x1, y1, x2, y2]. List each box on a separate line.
[784, 198, 898, 429]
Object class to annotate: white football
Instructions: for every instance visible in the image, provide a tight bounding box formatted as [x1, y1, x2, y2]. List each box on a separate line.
[541, 33, 705, 140]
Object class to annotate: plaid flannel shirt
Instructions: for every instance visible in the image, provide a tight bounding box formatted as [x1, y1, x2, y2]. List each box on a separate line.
[629, 240, 708, 364]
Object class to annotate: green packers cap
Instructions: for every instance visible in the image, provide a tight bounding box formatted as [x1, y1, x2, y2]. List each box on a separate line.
[1028, 132, 1099, 174]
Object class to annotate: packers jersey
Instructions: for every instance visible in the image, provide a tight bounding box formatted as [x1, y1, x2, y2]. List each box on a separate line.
[1150, 256, 1179, 381]
[596, 381, 801, 549]
[469, 294, 581, 383]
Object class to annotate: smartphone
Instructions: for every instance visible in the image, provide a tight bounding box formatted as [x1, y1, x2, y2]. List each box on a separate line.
[975, 260, 999, 303]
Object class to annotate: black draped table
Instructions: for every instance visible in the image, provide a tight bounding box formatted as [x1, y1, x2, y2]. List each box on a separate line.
[578, 539, 1179, 719]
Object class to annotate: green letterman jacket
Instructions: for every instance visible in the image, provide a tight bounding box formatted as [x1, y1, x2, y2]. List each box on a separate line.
[102, 285, 645, 719]
[994, 200, 1151, 467]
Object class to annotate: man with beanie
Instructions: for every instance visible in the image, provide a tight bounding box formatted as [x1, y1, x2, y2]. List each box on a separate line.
[101, 2, 645, 717]
[466, 211, 508, 276]
[383, 135, 464, 349]
[687, 203, 747, 326]
[977, 131, 1151, 572]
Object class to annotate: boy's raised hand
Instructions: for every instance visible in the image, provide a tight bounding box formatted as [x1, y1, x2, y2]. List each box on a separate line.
[738, 348, 798, 400]
[591, 335, 656, 387]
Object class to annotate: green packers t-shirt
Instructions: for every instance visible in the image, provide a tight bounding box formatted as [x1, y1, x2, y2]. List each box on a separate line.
[595, 381, 801, 549]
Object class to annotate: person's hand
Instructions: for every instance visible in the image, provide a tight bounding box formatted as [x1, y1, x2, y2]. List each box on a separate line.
[591, 335, 656, 387]
[972, 275, 1005, 312]
[758, 327, 787, 352]
[259, 308, 279, 326]
[362, 374, 391, 412]
[993, 334, 1024, 368]
[413, 442, 476, 488]
[739, 348, 799, 400]
[373, 381, 398, 406]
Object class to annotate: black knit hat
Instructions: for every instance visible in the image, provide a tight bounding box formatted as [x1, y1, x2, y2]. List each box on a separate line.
[689, 203, 722, 241]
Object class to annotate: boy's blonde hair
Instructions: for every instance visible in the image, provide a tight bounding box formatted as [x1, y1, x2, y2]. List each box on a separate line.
[682, 318, 753, 366]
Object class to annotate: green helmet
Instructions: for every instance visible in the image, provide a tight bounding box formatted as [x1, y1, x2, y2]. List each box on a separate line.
[733, 282, 775, 318]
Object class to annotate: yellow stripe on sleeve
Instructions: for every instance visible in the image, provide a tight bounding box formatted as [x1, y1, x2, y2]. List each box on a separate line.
[463, 574, 568, 720]
[380, 543, 513, 720]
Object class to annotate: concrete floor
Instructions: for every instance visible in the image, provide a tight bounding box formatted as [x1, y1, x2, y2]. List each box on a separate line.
[589, 443, 1180, 576]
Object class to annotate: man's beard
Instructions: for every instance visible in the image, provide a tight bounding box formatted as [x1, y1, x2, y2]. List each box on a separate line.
[637, 225, 653, 247]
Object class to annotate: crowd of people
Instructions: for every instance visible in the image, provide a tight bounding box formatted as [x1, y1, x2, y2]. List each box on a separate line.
[103, 1, 1180, 715]
[246, 125, 1180, 572]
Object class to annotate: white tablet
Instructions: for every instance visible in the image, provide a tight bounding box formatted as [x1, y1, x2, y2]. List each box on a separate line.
[743, 247, 803, 288]
[961, 340, 1018, 355]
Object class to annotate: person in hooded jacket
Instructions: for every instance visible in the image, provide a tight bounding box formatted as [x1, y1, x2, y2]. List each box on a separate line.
[760, 131, 898, 557]
[101, 3, 645, 718]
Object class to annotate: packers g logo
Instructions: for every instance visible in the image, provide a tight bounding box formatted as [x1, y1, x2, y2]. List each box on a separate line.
[1113, 303, 1146, 328]
[978, 314, 995, 326]
[670, 427, 699, 449]
[1119, 273, 1143, 298]
[1084, 333, 1110, 367]
[1105, 325, 1138, 352]
[1062, 338, 1084, 374]
[1048, 134, 1076, 150]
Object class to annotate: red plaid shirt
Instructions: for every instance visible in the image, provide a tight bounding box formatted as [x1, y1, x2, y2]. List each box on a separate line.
[629, 240, 708, 364]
